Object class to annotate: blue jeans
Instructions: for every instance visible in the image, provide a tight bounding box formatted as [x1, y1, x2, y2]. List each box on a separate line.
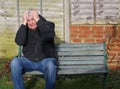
[10, 57, 57, 89]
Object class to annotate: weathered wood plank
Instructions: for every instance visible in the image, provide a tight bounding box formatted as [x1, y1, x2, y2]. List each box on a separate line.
[25, 67, 107, 75]
[59, 56, 105, 61]
[58, 51, 104, 56]
[56, 43, 104, 47]
[59, 65, 106, 69]
[58, 68, 108, 74]
[59, 61, 104, 65]
[57, 47, 104, 51]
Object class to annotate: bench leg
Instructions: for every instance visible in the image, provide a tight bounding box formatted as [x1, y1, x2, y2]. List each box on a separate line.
[103, 73, 108, 89]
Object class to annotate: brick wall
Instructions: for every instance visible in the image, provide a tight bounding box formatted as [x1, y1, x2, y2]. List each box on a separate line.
[70, 25, 120, 70]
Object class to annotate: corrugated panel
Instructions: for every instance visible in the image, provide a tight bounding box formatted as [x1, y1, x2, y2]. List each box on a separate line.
[43, 0, 64, 43]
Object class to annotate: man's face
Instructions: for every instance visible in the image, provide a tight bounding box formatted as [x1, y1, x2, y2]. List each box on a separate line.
[27, 14, 37, 30]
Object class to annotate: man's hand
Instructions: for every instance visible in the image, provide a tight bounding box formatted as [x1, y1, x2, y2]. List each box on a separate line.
[22, 9, 40, 26]
[23, 10, 28, 25]
[31, 10, 40, 22]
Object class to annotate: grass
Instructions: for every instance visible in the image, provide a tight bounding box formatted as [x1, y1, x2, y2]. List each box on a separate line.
[0, 70, 120, 89]
[24, 75, 103, 89]
[0, 76, 13, 89]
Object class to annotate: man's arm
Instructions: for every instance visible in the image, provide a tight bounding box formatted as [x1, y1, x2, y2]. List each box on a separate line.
[15, 25, 28, 46]
[15, 10, 28, 46]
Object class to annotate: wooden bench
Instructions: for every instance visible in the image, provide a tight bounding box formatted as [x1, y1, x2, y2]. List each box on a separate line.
[17, 42, 109, 89]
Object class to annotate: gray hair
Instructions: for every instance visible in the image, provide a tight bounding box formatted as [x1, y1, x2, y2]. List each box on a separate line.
[28, 8, 33, 15]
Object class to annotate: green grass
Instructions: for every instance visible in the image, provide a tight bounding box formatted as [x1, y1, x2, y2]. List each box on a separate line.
[0, 70, 120, 89]
[24, 75, 103, 89]
[0, 76, 13, 89]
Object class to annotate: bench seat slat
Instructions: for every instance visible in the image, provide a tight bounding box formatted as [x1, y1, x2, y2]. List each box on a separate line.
[59, 56, 105, 61]
[25, 71, 42, 75]
[25, 68, 107, 75]
[56, 43, 104, 48]
[57, 47, 104, 51]
[59, 61, 104, 65]
[59, 65, 106, 69]
[58, 51, 104, 56]
[58, 69, 108, 74]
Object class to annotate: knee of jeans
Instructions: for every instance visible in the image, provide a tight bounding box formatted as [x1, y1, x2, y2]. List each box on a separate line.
[46, 60, 56, 71]
[10, 57, 20, 70]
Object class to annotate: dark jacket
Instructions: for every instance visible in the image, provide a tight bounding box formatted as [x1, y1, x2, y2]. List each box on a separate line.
[15, 15, 58, 62]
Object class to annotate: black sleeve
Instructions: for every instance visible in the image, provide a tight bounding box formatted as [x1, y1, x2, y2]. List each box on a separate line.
[37, 19, 55, 42]
[15, 24, 28, 46]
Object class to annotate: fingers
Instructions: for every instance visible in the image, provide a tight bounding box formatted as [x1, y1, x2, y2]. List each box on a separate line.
[23, 10, 29, 25]
[31, 10, 40, 22]
[23, 9, 40, 25]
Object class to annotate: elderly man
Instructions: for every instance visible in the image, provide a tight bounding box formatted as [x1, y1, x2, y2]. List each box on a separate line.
[10, 9, 58, 89]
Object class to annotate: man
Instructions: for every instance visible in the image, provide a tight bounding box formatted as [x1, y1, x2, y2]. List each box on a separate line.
[10, 9, 58, 89]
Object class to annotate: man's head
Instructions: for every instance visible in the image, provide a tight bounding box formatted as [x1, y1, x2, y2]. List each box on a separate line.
[24, 9, 39, 30]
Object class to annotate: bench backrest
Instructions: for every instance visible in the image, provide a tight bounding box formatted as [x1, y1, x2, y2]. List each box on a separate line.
[56, 43, 108, 75]
[18, 43, 108, 75]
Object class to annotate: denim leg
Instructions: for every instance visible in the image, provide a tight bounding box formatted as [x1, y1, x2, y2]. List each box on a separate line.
[37, 58, 57, 89]
[10, 57, 25, 89]
[10, 57, 57, 89]
[10, 57, 35, 89]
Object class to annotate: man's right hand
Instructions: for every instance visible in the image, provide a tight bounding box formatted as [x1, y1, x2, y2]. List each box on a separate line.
[23, 10, 28, 25]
